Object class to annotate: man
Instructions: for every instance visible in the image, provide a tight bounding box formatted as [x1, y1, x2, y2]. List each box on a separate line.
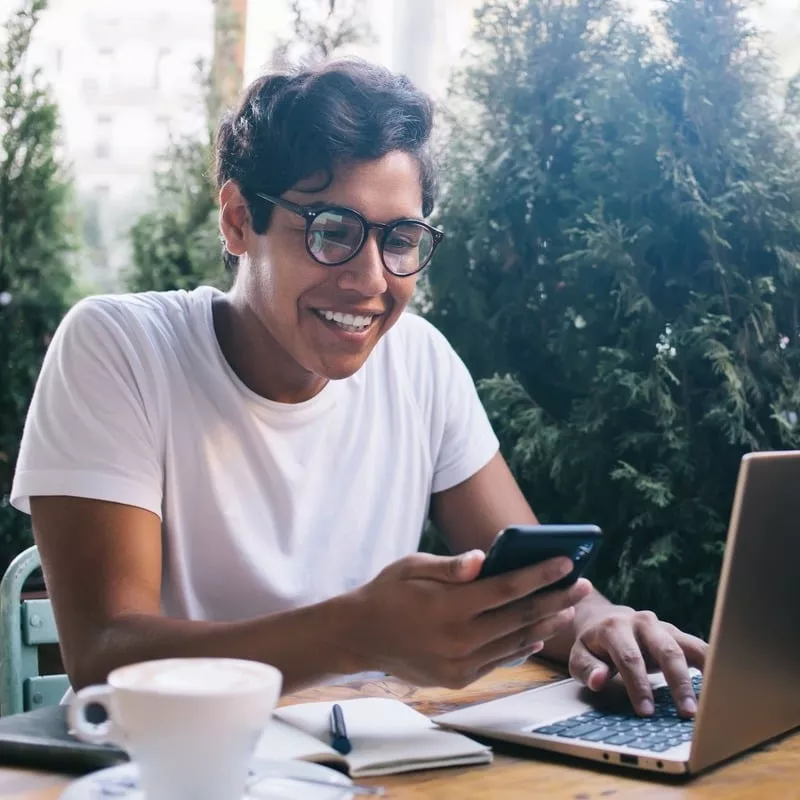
[11, 59, 705, 718]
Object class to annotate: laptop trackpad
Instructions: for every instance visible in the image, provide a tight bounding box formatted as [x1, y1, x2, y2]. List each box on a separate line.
[434, 673, 669, 733]
[435, 679, 597, 732]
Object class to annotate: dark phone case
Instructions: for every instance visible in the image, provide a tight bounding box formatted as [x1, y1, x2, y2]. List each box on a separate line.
[478, 524, 602, 588]
[0, 705, 127, 775]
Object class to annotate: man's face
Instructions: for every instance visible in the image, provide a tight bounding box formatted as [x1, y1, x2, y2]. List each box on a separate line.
[234, 151, 423, 389]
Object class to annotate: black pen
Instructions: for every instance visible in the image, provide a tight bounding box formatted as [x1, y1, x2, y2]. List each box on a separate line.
[329, 703, 352, 755]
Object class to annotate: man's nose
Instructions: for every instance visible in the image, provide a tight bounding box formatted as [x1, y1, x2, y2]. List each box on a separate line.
[336, 233, 388, 296]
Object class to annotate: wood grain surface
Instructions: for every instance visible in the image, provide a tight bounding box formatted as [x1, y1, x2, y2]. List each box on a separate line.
[3, 660, 798, 799]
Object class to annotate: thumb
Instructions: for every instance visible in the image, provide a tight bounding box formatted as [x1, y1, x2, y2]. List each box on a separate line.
[569, 639, 612, 692]
[397, 550, 485, 583]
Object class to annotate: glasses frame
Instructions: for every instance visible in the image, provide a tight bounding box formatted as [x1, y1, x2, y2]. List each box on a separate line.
[254, 192, 444, 277]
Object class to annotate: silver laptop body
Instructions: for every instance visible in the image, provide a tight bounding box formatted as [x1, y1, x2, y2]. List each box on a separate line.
[434, 451, 800, 775]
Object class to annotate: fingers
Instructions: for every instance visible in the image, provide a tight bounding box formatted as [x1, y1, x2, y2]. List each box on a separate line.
[433, 602, 583, 689]
[571, 612, 711, 718]
[474, 579, 592, 646]
[439, 627, 550, 689]
[473, 641, 546, 682]
[643, 624, 709, 717]
[394, 550, 485, 584]
[463, 556, 578, 614]
[569, 639, 612, 692]
[593, 619, 655, 716]
[473, 625, 548, 668]
[672, 629, 709, 671]
[636, 619, 696, 717]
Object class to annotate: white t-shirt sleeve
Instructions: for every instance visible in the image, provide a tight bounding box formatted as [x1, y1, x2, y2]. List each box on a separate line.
[402, 316, 499, 494]
[431, 344, 499, 493]
[11, 297, 164, 518]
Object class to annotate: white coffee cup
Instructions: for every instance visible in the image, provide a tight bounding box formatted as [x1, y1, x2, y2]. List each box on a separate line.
[69, 657, 283, 800]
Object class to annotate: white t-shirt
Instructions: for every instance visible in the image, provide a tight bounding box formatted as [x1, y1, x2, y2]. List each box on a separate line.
[11, 287, 499, 622]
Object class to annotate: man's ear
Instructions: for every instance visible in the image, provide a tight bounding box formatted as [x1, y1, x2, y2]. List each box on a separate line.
[219, 180, 250, 257]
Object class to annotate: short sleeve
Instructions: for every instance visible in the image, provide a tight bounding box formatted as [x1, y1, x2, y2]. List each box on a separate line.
[430, 335, 500, 493]
[10, 297, 164, 518]
[395, 314, 499, 494]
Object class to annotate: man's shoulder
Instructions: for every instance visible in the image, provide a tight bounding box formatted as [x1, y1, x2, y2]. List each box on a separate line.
[376, 311, 457, 396]
[64, 288, 212, 347]
[387, 310, 451, 353]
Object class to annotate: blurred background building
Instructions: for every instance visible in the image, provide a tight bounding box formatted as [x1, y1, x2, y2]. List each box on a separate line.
[7, 0, 216, 289]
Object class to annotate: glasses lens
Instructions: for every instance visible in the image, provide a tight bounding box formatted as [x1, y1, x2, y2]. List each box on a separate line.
[307, 210, 365, 264]
[382, 222, 434, 276]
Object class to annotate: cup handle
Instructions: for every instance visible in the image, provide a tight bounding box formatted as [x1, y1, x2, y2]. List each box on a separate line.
[68, 685, 125, 746]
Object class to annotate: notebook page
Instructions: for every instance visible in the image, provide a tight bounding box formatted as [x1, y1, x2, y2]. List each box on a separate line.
[254, 716, 346, 768]
[275, 697, 492, 777]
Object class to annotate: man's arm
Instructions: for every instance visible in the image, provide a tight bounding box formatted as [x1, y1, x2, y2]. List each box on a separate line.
[31, 496, 357, 692]
[31, 493, 587, 694]
[429, 452, 707, 716]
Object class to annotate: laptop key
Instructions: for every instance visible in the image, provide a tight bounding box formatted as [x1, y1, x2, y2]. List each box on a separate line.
[532, 725, 571, 736]
[569, 712, 605, 723]
[554, 723, 607, 738]
[666, 738, 685, 748]
[628, 738, 661, 750]
[651, 719, 684, 729]
[603, 732, 640, 746]
[582, 727, 618, 742]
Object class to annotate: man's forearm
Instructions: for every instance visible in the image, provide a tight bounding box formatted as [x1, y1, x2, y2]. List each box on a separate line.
[539, 588, 613, 665]
[73, 595, 365, 693]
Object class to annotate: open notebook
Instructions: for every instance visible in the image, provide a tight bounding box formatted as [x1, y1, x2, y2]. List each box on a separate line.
[0, 698, 491, 779]
[261, 697, 493, 777]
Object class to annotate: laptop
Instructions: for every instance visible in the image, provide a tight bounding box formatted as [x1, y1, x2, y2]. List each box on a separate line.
[434, 450, 800, 775]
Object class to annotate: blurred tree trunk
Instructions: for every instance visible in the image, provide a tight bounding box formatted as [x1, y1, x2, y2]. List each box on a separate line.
[212, 0, 249, 121]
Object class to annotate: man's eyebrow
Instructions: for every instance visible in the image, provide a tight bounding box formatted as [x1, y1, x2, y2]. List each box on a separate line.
[294, 198, 427, 224]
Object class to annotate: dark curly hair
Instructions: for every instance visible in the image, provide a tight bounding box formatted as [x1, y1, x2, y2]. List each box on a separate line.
[215, 59, 438, 270]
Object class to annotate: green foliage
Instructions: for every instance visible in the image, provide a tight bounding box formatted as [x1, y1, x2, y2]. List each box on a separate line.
[0, 0, 76, 570]
[425, 0, 800, 635]
[127, 134, 228, 293]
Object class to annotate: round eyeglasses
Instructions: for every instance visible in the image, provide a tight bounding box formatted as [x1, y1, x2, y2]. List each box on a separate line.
[255, 192, 444, 277]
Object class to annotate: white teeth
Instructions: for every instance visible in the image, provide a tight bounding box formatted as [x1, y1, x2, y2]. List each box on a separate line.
[318, 309, 374, 332]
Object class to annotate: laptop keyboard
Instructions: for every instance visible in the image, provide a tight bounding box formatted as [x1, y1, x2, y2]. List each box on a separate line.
[530, 674, 702, 753]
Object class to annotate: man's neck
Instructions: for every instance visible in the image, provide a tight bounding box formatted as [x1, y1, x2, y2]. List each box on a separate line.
[211, 293, 328, 404]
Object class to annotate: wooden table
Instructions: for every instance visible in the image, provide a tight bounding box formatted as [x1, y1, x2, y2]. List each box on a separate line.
[2, 661, 799, 799]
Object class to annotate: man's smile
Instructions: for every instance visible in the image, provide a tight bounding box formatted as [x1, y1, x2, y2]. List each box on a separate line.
[311, 307, 383, 336]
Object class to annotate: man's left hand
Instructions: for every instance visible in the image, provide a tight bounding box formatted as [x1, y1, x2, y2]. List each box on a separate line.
[568, 606, 708, 718]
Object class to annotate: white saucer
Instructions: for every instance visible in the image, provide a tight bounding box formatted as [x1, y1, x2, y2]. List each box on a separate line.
[59, 759, 354, 799]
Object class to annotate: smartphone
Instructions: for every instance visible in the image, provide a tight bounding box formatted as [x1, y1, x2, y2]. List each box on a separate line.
[477, 524, 602, 589]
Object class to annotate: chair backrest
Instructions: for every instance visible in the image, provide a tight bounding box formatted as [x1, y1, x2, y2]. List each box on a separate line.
[0, 545, 70, 716]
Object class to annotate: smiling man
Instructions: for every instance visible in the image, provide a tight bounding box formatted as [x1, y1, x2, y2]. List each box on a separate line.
[11, 59, 705, 716]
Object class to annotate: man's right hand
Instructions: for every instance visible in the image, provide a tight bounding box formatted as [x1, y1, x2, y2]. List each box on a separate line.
[341, 550, 592, 689]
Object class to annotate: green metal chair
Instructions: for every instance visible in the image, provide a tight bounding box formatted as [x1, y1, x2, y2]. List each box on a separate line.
[0, 545, 70, 716]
